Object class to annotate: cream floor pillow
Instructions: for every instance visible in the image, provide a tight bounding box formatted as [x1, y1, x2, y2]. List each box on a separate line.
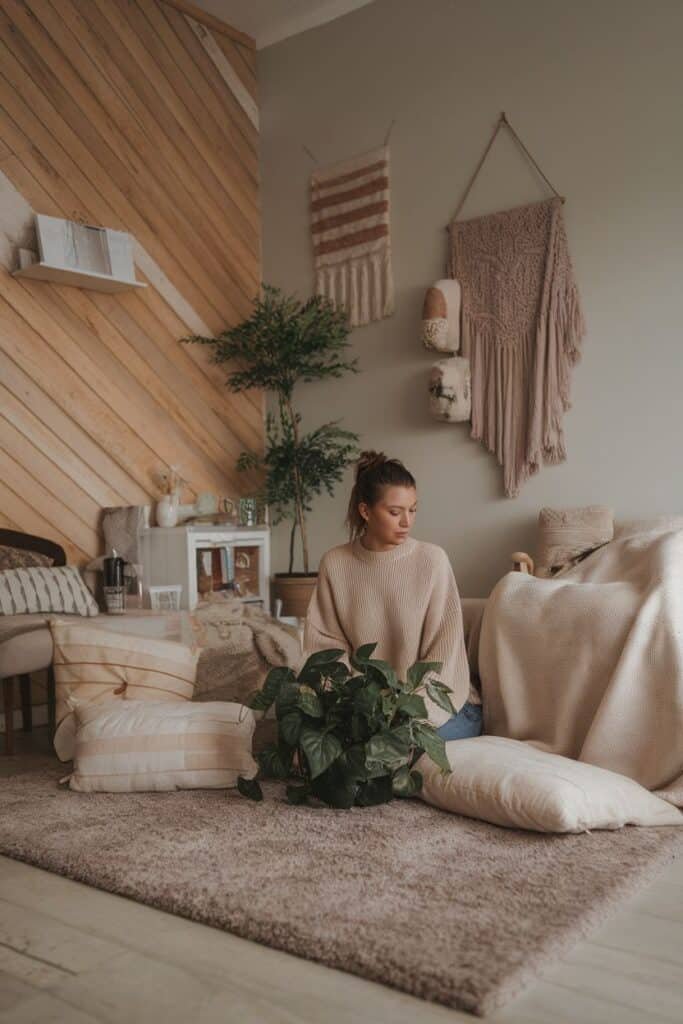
[51, 620, 198, 761]
[416, 736, 683, 833]
[66, 700, 257, 792]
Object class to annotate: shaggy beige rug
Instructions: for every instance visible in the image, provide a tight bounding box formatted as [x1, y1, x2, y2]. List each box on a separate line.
[1, 756, 681, 1016]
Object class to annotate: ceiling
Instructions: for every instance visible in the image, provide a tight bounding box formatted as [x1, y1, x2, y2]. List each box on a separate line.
[192, 0, 376, 49]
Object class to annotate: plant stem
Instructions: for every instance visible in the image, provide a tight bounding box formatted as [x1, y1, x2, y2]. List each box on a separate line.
[283, 395, 310, 574]
[288, 520, 296, 575]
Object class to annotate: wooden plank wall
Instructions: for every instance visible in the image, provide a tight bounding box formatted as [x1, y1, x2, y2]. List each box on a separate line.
[0, 0, 262, 565]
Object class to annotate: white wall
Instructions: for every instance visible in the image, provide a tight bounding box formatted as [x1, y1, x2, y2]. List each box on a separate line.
[258, 0, 683, 596]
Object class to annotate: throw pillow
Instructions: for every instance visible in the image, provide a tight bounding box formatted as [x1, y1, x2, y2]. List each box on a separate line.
[0, 566, 98, 617]
[0, 545, 53, 570]
[51, 620, 198, 761]
[66, 700, 258, 792]
[535, 505, 614, 577]
[416, 736, 683, 833]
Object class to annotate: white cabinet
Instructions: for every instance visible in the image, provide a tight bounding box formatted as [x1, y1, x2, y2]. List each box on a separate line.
[139, 526, 270, 612]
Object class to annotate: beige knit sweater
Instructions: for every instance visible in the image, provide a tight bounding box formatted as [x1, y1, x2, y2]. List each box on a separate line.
[303, 536, 475, 728]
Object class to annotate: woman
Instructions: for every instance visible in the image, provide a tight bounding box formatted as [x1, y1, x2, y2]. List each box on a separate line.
[303, 450, 482, 741]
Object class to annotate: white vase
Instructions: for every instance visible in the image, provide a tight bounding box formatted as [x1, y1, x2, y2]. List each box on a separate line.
[156, 494, 179, 528]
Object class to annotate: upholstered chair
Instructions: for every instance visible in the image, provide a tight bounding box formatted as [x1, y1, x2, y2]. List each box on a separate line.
[0, 530, 65, 754]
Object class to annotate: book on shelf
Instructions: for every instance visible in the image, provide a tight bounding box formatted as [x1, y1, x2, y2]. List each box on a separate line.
[195, 546, 234, 592]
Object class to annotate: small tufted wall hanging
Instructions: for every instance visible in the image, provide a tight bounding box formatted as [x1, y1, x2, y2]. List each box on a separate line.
[421, 279, 461, 352]
[311, 145, 394, 328]
[428, 358, 471, 422]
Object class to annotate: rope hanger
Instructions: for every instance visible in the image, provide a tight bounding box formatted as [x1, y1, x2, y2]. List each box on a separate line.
[302, 119, 396, 166]
[450, 112, 565, 224]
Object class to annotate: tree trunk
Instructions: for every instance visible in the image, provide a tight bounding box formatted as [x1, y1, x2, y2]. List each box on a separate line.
[284, 396, 309, 574]
[288, 520, 296, 575]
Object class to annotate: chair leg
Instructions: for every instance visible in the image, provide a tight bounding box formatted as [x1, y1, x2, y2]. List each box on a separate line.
[2, 678, 14, 755]
[19, 674, 32, 732]
[47, 664, 56, 742]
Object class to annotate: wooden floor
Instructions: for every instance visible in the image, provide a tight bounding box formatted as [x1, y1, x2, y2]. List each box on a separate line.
[1, 731, 682, 1023]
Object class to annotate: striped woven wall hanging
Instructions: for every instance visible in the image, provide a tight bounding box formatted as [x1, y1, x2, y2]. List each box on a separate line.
[311, 145, 394, 328]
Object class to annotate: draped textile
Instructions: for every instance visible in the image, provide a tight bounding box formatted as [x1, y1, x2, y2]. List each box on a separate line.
[448, 198, 585, 496]
[479, 528, 683, 806]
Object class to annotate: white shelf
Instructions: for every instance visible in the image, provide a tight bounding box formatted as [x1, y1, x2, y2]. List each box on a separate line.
[140, 525, 271, 613]
[13, 262, 147, 293]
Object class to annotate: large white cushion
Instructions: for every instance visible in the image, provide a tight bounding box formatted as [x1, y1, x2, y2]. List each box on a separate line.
[416, 736, 683, 833]
[66, 700, 258, 793]
[51, 620, 198, 762]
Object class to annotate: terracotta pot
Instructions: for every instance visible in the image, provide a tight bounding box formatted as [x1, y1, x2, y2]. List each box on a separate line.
[273, 572, 317, 618]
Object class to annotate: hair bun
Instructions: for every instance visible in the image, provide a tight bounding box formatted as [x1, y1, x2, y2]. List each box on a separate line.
[356, 450, 387, 479]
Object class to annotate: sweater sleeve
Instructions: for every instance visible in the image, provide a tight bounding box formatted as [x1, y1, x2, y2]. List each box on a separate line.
[417, 552, 472, 726]
[303, 556, 352, 662]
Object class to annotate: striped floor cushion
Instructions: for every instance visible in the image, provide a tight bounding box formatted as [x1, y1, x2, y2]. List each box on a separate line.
[0, 566, 98, 616]
[66, 700, 257, 792]
[51, 620, 198, 761]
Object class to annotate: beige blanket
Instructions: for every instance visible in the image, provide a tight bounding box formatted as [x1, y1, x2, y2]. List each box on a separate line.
[480, 528, 683, 805]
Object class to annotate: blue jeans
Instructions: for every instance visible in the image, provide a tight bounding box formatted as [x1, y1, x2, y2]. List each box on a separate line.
[435, 701, 483, 741]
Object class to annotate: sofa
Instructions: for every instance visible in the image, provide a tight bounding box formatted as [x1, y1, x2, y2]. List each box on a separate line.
[0, 526, 489, 755]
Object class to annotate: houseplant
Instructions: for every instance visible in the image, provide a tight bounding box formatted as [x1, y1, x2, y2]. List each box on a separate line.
[237, 643, 455, 808]
[187, 285, 360, 616]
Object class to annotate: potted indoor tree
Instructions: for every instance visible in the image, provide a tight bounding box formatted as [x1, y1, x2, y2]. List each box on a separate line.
[187, 285, 360, 616]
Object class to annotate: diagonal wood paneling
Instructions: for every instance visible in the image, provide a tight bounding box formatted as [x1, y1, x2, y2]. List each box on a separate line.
[0, 0, 262, 565]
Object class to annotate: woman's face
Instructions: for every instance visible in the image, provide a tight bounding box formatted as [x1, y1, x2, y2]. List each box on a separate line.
[359, 485, 417, 546]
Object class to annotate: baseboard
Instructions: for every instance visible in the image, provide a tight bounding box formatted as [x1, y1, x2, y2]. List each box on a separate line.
[0, 704, 48, 734]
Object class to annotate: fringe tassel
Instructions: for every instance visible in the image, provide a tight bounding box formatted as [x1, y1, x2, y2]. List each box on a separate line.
[316, 249, 394, 328]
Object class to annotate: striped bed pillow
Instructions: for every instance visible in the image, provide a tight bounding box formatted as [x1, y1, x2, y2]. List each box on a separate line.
[0, 566, 99, 617]
[51, 620, 198, 761]
[66, 700, 258, 792]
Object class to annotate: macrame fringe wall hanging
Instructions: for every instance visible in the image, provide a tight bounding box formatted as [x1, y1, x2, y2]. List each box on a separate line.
[309, 125, 395, 328]
[433, 112, 585, 497]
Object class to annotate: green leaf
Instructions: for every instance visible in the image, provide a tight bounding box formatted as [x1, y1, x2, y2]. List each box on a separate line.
[425, 683, 456, 715]
[298, 725, 343, 780]
[321, 661, 351, 685]
[279, 710, 303, 746]
[365, 730, 411, 771]
[346, 675, 366, 695]
[350, 642, 377, 670]
[297, 685, 324, 718]
[413, 724, 451, 773]
[248, 690, 272, 712]
[353, 681, 382, 720]
[275, 682, 301, 719]
[257, 742, 295, 780]
[286, 783, 310, 805]
[365, 759, 391, 779]
[390, 723, 414, 748]
[302, 649, 346, 669]
[366, 659, 399, 690]
[248, 667, 297, 713]
[237, 775, 263, 801]
[406, 661, 443, 692]
[296, 664, 324, 687]
[355, 775, 393, 806]
[381, 692, 398, 719]
[391, 766, 422, 798]
[396, 693, 428, 719]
